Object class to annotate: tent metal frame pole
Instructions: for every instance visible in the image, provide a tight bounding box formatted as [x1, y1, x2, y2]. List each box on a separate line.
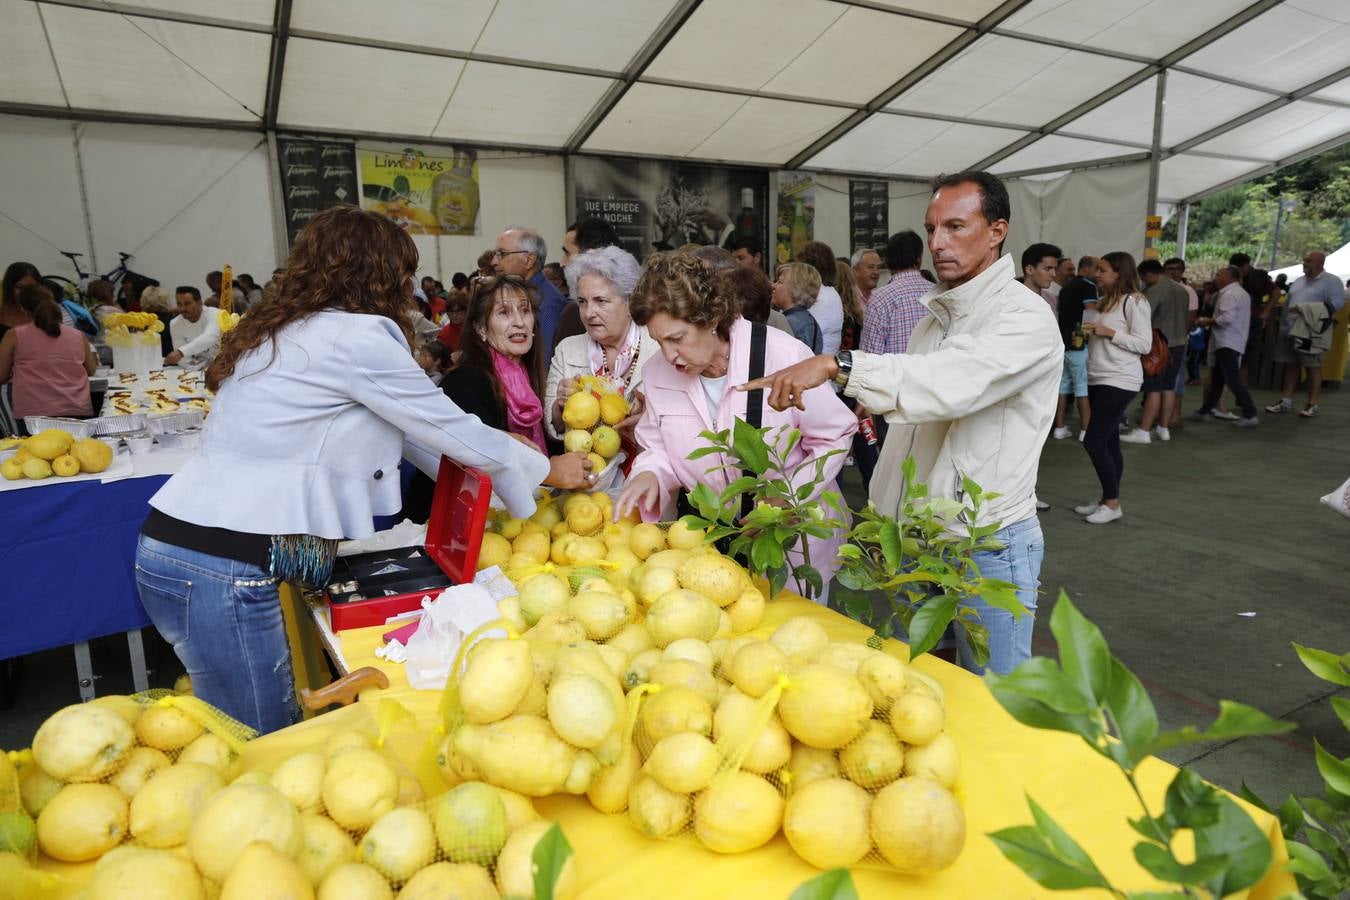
[563, 0, 704, 153]
[69, 122, 99, 273]
[995, 153, 1151, 180]
[25, 0, 272, 33]
[1176, 203, 1190, 258]
[265, 130, 289, 261]
[1145, 71, 1167, 253]
[784, 0, 1032, 171]
[263, 0, 292, 131]
[1177, 127, 1350, 204]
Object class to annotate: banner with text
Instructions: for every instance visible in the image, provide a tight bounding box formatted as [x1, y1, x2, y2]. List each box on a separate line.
[276, 138, 359, 245]
[357, 145, 480, 235]
[775, 172, 816, 267]
[849, 179, 890, 257]
[572, 156, 768, 262]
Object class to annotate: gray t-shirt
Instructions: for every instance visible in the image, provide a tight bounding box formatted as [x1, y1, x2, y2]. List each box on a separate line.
[1283, 271, 1344, 331]
[1145, 277, 1189, 347]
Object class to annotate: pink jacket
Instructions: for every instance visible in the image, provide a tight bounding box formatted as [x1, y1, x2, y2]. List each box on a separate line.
[630, 318, 857, 595]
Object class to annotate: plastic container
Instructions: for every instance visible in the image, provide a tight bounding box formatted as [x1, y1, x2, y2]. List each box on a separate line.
[91, 413, 147, 436]
[325, 457, 492, 631]
[148, 410, 205, 434]
[126, 435, 154, 455]
[22, 417, 96, 439]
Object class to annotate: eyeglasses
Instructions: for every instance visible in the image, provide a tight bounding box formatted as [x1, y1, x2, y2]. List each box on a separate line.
[492, 249, 530, 258]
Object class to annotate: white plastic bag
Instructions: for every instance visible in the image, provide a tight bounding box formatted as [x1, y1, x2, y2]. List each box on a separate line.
[1320, 476, 1350, 520]
[403, 582, 502, 690]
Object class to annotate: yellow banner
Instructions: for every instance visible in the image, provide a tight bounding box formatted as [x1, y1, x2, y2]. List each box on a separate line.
[357, 145, 479, 235]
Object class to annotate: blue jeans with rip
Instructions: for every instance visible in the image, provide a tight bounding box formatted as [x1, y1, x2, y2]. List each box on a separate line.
[954, 516, 1045, 676]
[135, 534, 301, 734]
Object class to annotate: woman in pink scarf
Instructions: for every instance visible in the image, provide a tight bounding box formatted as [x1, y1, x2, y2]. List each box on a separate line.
[440, 276, 593, 483]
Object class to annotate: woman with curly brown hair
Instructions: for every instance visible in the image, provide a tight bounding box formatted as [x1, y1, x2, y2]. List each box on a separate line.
[133, 205, 581, 734]
[614, 252, 856, 600]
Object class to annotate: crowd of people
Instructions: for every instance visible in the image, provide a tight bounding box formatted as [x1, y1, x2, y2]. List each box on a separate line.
[1, 169, 1344, 734]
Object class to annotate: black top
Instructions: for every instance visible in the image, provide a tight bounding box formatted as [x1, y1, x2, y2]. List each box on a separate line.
[1057, 276, 1098, 349]
[440, 364, 505, 430]
[141, 508, 272, 568]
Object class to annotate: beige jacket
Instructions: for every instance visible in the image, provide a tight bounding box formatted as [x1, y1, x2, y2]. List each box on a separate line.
[543, 327, 660, 440]
[845, 254, 1063, 531]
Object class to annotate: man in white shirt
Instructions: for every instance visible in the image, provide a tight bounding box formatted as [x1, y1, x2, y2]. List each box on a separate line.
[1047, 257, 1074, 301]
[1191, 267, 1257, 426]
[165, 286, 220, 366]
[851, 248, 882, 308]
[1266, 250, 1344, 418]
[798, 241, 843, 356]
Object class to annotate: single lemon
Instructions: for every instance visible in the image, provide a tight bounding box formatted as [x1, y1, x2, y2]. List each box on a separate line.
[870, 777, 966, 872]
[784, 777, 873, 868]
[693, 771, 783, 854]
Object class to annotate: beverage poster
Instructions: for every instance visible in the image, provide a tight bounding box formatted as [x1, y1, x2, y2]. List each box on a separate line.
[849, 179, 890, 256]
[276, 138, 359, 245]
[775, 173, 815, 266]
[571, 155, 768, 262]
[356, 145, 480, 235]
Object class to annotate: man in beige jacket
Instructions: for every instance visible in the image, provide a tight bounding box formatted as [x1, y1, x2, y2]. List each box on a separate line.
[742, 170, 1063, 675]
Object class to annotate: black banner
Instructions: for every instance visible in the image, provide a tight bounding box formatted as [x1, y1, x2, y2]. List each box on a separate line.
[849, 179, 890, 257]
[277, 138, 359, 245]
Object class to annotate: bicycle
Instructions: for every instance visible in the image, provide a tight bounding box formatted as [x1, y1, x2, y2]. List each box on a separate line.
[49, 250, 138, 293]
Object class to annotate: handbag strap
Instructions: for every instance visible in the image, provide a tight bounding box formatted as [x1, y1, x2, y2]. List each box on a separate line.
[741, 322, 768, 520]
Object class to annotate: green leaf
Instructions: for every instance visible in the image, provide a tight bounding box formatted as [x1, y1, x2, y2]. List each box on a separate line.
[686, 445, 722, 460]
[1104, 657, 1158, 766]
[842, 592, 873, 626]
[768, 567, 788, 600]
[1331, 695, 1350, 731]
[1237, 780, 1272, 813]
[1193, 795, 1274, 897]
[686, 483, 722, 520]
[1277, 794, 1305, 838]
[905, 593, 959, 658]
[1162, 769, 1221, 831]
[1314, 740, 1350, 796]
[782, 429, 803, 459]
[1137, 701, 1294, 764]
[985, 657, 1095, 715]
[531, 822, 573, 900]
[1128, 814, 1169, 842]
[750, 533, 784, 575]
[1292, 643, 1350, 686]
[987, 824, 1110, 890]
[730, 417, 771, 475]
[788, 868, 859, 900]
[1133, 843, 1228, 885]
[1025, 796, 1111, 884]
[794, 565, 824, 599]
[974, 582, 1026, 617]
[1049, 593, 1113, 704]
[718, 475, 759, 505]
[960, 621, 990, 669]
[878, 519, 903, 569]
[1285, 841, 1334, 882]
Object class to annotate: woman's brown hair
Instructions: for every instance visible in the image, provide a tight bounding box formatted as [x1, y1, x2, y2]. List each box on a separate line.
[628, 252, 739, 340]
[835, 260, 864, 325]
[723, 265, 772, 324]
[797, 240, 836, 287]
[206, 206, 416, 391]
[455, 276, 544, 417]
[1097, 251, 1142, 315]
[17, 283, 62, 338]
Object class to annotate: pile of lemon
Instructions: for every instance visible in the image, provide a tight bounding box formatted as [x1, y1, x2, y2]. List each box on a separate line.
[559, 380, 629, 475]
[1, 430, 112, 481]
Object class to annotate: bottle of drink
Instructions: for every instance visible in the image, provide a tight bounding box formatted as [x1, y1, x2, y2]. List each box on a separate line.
[790, 199, 808, 257]
[736, 187, 758, 239]
[432, 152, 480, 235]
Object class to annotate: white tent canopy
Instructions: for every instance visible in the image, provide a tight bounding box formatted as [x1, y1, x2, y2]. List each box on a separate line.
[2, 0, 1348, 289]
[1272, 242, 1350, 284]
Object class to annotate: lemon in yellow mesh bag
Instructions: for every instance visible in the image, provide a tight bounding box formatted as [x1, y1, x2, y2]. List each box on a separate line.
[87, 845, 207, 900]
[890, 690, 945, 746]
[271, 751, 326, 814]
[725, 640, 790, 698]
[783, 777, 873, 868]
[778, 663, 873, 749]
[627, 775, 690, 838]
[646, 589, 720, 647]
[452, 717, 575, 797]
[640, 686, 712, 743]
[785, 744, 840, 793]
[321, 747, 398, 832]
[495, 819, 579, 899]
[186, 782, 302, 882]
[870, 776, 966, 873]
[458, 638, 533, 725]
[297, 812, 355, 886]
[318, 862, 393, 900]
[134, 704, 205, 751]
[128, 762, 224, 848]
[547, 673, 618, 750]
[218, 840, 310, 900]
[107, 746, 170, 799]
[693, 771, 783, 854]
[904, 732, 960, 788]
[838, 721, 905, 790]
[647, 659, 718, 705]
[358, 806, 437, 883]
[37, 782, 127, 861]
[31, 704, 135, 782]
[644, 732, 719, 794]
[399, 861, 497, 900]
[431, 782, 508, 865]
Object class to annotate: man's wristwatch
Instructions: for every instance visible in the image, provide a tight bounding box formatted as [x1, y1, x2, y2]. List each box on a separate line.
[833, 350, 853, 388]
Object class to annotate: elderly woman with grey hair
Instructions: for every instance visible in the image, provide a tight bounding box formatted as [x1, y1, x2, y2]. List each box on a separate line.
[544, 246, 658, 482]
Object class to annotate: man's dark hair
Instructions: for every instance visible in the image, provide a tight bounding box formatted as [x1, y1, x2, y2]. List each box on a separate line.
[884, 230, 924, 272]
[206, 270, 222, 287]
[1229, 252, 1251, 268]
[931, 170, 1011, 225]
[568, 217, 620, 253]
[175, 285, 202, 302]
[722, 265, 773, 323]
[730, 235, 762, 257]
[1137, 259, 1164, 276]
[1163, 257, 1185, 270]
[1020, 242, 1062, 272]
[451, 272, 469, 289]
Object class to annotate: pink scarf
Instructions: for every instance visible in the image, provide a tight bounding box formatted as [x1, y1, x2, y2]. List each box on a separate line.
[491, 349, 546, 451]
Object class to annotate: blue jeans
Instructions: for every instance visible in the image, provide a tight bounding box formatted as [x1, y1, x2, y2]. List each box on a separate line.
[955, 516, 1044, 676]
[135, 535, 301, 734]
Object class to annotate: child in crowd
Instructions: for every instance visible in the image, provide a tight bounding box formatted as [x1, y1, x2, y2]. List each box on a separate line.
[417, 340, 452, 386]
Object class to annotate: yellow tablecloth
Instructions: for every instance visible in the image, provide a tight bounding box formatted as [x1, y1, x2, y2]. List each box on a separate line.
[42, 598, 1296, 898]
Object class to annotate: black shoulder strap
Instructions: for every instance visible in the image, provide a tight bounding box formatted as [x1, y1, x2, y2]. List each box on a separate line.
[741, 322, 768, 520]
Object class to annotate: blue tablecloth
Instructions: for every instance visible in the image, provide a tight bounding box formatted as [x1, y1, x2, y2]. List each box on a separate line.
[1, 475, 165, 659]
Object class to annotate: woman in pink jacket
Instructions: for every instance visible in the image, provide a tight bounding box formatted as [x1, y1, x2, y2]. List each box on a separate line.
[615, 253, 857, 599]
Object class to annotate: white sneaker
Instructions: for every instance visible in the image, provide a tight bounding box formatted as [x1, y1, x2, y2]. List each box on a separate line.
[1211, 410, 1239, 421]
[1036, 499, 1050, 510]
[1073, 501, 1100, 516]
[1119, 428, 1151, 444]
[1052, 426, 1072, 439]
[1085, 505, 1123, 525]
[1078, 430, 1086, 443]
[1152, 426, 1170, 442]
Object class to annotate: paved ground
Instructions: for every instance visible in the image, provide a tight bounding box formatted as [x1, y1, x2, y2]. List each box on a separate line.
[2, 380, 1346, 812]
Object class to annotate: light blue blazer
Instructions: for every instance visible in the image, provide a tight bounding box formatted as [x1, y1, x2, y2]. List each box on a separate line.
[150, 310, 549, 539]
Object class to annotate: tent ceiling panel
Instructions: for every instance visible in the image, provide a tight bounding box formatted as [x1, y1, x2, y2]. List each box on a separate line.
[1158, 153, 1264, 202]
[40, 5, 268, 120]
[429, 62, 615, 147]
[990, 134, 1135, 174]
[108, 0, 276, 26]
[0, 1, 66, 107]
[1068, 72, 1272, 147]
[643, 0, 847, 96]
[999, 0, 1251, 59]
[278, 38, 464, 136]
[290, 0, 493, 55]
[860, 0, 1008, 22]
[1180, 0, 1350, 93]
[581, 83, 751, 157]
[805, 113, 1026, 175]
[472, 0, 680, 72]
[884, 34, 1144, 126]
[688, 97, 852, 165]
[1314, 76, 1350, 106]
[1189, 101, 1350, 162]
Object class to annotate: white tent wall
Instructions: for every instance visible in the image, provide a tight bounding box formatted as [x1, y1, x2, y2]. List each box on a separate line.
[0, 115, 91, 281]
[78, 123, 278, 296]
[1006, 164, 1149, 267]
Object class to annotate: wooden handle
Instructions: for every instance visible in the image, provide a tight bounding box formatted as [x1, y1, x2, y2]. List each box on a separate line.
[299, 666, 390, 710]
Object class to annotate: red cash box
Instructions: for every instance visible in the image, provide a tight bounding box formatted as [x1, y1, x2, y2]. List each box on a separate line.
[324, 457, 492, 632]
